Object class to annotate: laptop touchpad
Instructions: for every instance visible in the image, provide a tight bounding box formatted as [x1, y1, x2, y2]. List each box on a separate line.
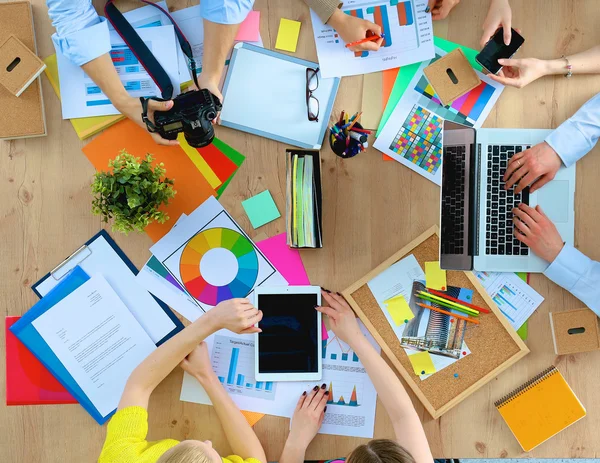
[537, 181, 569, 223]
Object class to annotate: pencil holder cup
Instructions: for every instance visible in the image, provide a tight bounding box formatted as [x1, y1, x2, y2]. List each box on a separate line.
[330, 122, 365, 159]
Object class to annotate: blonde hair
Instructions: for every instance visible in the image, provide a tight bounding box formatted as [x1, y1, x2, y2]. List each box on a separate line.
[347, 439, 416, 463]
[156, 441, 213, 463]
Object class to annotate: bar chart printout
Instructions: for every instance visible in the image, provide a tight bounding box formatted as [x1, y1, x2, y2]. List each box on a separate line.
[212, 335, 276, 400]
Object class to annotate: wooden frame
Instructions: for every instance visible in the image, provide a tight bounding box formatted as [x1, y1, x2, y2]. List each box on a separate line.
[342, 225, 529, 419]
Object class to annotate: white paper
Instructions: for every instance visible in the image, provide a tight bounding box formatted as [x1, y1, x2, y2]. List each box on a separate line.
[474, 271, 544, 330]
[32, 274, 156, 417]
[181, 323, 381, 438]
[35, 235, 177, 344]
[57, 25, 181, 119]
[310, 0, 434, 78]
[107, 1, 170, 30]
[374, 46, 504, 185]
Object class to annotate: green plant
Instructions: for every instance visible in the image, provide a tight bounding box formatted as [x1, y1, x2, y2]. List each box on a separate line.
[91, 151, 176, 234]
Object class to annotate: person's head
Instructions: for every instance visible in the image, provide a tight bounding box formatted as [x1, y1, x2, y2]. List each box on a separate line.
[156, 440, 221, 463]
[347, 439, 416, 463]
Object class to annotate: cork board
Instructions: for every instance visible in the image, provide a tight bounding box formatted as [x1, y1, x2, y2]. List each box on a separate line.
[343, 226, 529, 419]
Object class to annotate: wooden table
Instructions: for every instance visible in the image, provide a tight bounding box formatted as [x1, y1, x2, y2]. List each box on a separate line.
[2, 0, 600, 460]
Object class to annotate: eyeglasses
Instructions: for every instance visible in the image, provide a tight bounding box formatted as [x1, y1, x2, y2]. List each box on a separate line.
[306, 67, 319, 122]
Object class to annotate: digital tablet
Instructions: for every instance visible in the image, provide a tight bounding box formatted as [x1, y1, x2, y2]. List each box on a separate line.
[254, 286, 322, 382]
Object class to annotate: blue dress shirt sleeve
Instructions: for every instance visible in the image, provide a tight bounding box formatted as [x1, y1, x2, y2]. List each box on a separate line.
[200, 0, 255, 24]
[544, 244, 600, 317]
[47, 0, 111, 66]
[545, 92, 600, 168]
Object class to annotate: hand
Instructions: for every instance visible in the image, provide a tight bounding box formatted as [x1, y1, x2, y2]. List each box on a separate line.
[195, 74, 223, 124]
[327, 9, 383, 52]
[317, 290, 363, 346]
[209, 298, 263, 334]
[288, 385, 328, 449]
[430, 0, 461, 21]
[180, 342, 214, 380]
[513, 204, 564, 262]
[487, 58, 548, 88]
[118, 96, 180, 146]
[480, 0, 512, 48]
[503, 142, 562, 193]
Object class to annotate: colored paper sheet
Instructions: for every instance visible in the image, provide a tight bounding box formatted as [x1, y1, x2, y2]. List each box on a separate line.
[516, 272, 529, 340]
[425, 261, 447, 291]
[82, 119, 216, 242]
[213, 138, 246, 198]
[43, 54, 124, 140]
[178, 134, 222, 189]
[197, 142, 238, 185]
[384, 294, 414, 326]
[256, 233, 310, 285]
[382, 68, 400, 105]
[361, 72, 384, 130]
[241, 190, 281, 229]
[408, 351, 436, 375]
[275, 18, 301, 52]
[322, 320, 329, 341]
[235, 11, 260, 42]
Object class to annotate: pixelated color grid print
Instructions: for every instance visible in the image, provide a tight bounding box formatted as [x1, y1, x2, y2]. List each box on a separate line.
[388, 105, 442, 174]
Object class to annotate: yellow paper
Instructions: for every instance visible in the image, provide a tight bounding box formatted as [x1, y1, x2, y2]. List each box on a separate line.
[178, 134, 222, 189]
[384, 294, 414, 326]
[408, 351, 436, 375]
[425, 261, 447, 290]
[275, 18, 301, 52]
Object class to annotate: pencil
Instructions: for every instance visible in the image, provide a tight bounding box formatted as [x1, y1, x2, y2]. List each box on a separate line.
[345, 34, 383, 48]
[347, 112, 363, 131]
[416, 302, 480, 325]
[416, 292, 479, 317]
[426, 288, 491, 314]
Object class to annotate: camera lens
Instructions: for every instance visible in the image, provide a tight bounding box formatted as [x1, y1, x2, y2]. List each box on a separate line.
[207, 111, 216, 121]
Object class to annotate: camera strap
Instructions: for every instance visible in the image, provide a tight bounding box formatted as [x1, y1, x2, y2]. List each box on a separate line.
[104, 0, 200, 100]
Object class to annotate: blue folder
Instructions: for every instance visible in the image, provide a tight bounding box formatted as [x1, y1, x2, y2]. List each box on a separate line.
[10, 266, 114, 424]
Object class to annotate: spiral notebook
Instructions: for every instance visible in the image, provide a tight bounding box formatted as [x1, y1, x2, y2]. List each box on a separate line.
[495, 366, 586, 451]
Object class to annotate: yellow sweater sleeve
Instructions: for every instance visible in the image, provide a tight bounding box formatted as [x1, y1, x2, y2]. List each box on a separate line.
[303, 0, 342, 23]
[222, 456, 264, 463]
[98, 406, 179, 463]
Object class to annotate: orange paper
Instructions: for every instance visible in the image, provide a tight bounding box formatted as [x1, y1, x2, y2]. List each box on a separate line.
[82, 119, 216, 242]
[382, 68, 400, 161]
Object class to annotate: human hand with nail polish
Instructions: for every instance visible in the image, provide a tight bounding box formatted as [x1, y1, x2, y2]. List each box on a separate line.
[285, 385, 328, 454]
[317, 290, 363, 347]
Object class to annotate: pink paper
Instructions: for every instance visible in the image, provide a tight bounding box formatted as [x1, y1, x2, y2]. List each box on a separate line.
[321, 320, 329, 341]
[256, 233, 310, 285]
[235, 11, 260, 42]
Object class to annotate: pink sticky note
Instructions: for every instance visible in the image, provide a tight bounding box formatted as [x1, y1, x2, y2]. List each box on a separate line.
[256, 233, 310, 285]
[321, 320, 329, 341]
[235, 11, 260, 42]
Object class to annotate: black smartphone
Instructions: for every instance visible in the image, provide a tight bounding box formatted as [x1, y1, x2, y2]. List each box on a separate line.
[476, 28, 525, 74]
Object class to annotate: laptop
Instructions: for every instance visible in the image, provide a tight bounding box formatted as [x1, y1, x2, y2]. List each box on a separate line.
[440, 121, 576, 273]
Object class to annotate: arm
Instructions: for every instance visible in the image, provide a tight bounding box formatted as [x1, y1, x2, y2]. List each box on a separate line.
[317, 291, 433, 463]
[119, 299, 262, 410]
[181, 344, 268, 463]
[481, 0, 512, 47]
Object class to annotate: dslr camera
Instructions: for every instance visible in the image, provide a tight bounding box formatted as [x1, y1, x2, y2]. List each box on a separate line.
[143, 89, 222, 148]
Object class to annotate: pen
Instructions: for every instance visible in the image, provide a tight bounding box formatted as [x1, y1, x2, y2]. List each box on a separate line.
[345, 33, 384, 48]
[426, 288, 491, 314]
[416, 302, 480, 324]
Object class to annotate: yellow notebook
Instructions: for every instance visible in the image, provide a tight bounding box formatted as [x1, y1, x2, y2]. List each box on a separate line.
[43, 54, 124, 140]
[495, 366, 586, 452]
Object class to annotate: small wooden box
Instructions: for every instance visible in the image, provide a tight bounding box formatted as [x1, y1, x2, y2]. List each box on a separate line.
[423, 49, 481, 106]
[549, 308, 600, 355]
[0, 34, 45, 97]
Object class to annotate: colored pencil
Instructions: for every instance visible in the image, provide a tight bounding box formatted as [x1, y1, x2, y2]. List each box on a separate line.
[345, 34, 383, 48]
[426, 288, 491, 314]
[350, 128, 372, 134]
[347, 112, 363, 131]
[417, 290, 480, 313]
[416, 292, 479, 317]
[416, 302, 480, 325]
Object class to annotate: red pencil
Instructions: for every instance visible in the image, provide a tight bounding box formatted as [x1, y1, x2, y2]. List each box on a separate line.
[350, 128, 372, 134]
[426, 288, 490, 314]
[416, 302, 480, 325]
[345, 34, 383, 48]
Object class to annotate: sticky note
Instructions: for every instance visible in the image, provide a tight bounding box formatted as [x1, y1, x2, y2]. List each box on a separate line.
[384, 294, 414, 326]
[275, 18, 301, 52]
[241, 190, 281, 229]
[425, 261, 447, 291]
[235, 11, 260, 42]
[408, 351, 436, 376]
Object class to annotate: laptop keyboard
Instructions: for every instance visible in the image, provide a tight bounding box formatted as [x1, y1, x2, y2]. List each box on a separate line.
[485, 145, 530, 256]
[441, 145, 466, 255]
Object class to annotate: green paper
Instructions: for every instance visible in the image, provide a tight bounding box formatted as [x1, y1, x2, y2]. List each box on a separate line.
[376, 37, 484, 137]
[241, 190, 281, 229]
[515, 272, 529, 340]
[213, 138, 246, 198]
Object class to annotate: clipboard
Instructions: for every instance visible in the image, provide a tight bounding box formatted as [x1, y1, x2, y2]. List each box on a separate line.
[32, 230, 183, 346]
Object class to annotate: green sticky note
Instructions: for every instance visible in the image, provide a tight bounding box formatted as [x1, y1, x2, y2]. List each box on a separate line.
[408, 351, 436, 375]
[384, 294, 414, 326]
[241, 190, 281, 229]
[515, 272, 529, 340]
[377, 37, 484, 137]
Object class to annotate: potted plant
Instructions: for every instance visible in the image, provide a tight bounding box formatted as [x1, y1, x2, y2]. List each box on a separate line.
[91, 151, 176, 234]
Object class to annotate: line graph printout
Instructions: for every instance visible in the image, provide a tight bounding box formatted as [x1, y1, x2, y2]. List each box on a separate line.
[310, 0, 433, 78]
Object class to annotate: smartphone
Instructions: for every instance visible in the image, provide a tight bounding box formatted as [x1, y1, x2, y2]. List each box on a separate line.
[476, 28, 525, 74]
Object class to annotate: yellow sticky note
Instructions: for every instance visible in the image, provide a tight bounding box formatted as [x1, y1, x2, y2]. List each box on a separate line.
[275, 18, 301, 52]
[384, 295, 414, 326]
[408, 351, 436, 376]
[425, 261, 447, 291]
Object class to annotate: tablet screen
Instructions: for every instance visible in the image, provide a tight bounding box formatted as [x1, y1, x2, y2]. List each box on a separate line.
[257, 293, 319, 373]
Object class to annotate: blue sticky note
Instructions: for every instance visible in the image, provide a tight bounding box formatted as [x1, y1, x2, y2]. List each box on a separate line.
[241, 190, 281, 229]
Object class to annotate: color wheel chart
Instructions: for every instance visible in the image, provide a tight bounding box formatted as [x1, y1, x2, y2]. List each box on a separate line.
[327, 382, 361, 407]
[344, 0, 418, 58]
[388, 104, 443, 174]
